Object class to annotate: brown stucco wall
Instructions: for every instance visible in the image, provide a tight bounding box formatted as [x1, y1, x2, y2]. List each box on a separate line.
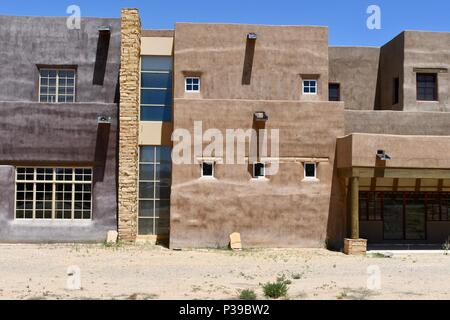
[329, 46, 380, 110]
[377, 33, 405, 110]
[345, 110, 450, 136]
[337, 133, 450, 169]
[173, 23, 329, 101]
[403, 31, 450, 112]
[170, 99, 345, 248]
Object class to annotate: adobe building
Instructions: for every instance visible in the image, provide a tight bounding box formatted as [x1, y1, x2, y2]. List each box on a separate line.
[1, 9, 449, 253]
[0, 15, 120, 242]
[117, 9, 450, 252]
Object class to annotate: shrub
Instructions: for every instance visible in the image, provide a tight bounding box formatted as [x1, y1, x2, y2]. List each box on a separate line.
[239, 289, 257, 300]
[262, 280, 289, 299]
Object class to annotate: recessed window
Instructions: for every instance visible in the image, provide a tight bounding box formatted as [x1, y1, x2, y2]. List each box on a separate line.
[39, 69, 76, 103]
[140, 56, 173, 121]
[328, 83, 340, 101]
[201, 161, 214, 178]
[304, 163, 317, 180]
[185, 77, 200, 92]
[417, 73, 437, 101]
[253, 162, 265, 178]
[303, 80, 317, 95]
[15, 167, 92, 220]
[393, 77, 400, 104]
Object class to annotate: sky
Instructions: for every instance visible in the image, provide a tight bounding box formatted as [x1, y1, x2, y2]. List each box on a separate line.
[1, 0, 449, 46]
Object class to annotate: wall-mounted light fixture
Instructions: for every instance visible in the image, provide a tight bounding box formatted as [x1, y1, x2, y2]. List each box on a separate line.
[377, 150, 391, 161]
[253, 111, 268, 122]
[98, 26, 111, 33]
[97, 116, 111, 124]
[247, 33, 257, 40]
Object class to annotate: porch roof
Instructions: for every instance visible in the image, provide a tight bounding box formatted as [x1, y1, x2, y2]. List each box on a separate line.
[337, 133, 450, 179]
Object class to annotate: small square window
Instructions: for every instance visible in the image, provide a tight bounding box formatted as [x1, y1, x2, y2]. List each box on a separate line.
[39, 68, 76, 103]
[303, 80, 317, 95]
[201, 161, 214, 177]
[185, 77, 201, 92]
[304, 163, 317, 179]
[253, 162, 265, 178]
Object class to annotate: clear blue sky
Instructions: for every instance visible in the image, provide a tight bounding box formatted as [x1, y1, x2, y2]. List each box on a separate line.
[1, 0, 449, 46]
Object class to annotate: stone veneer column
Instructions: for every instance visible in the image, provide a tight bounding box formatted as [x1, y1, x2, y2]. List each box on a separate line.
[118, 8, 141, 242]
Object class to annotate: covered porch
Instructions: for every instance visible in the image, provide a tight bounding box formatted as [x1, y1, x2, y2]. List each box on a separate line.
[337, 133, 450, 254]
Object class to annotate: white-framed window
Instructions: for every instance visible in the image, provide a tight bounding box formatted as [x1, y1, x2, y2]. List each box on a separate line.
[201, 161, 214, 178]
[303, 162, 317, 180]
[303, 80, 317, 95]
[253, 162, 265, 178]
[39, 69, 76, 103]
[185, 77, 200, 92]
[15, 167, 92, 220]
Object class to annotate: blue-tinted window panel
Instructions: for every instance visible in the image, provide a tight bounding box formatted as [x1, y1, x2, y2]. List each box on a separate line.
[156, 147, 172, 163]
[140, 146, 155, 162]
[141, 56, 172, 71]
[141, 89, 172, 106]
[156, 163, 172, 181]
[140, 106, 172, 121]
[141, 73, 172, 89]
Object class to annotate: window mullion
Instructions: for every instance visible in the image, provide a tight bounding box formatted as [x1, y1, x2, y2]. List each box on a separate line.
[57, 71, 60, 103]
[71, 180, 75, 220]
[153, 146, 157, 235]
[32, 169, 36, 220]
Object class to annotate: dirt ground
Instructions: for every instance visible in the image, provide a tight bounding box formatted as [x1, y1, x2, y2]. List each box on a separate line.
[0, 244, 450, 300]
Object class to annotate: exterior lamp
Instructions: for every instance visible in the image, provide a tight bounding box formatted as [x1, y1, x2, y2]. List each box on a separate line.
[97, 116, 111, 124]
[98, 26, 111, 33]
[377, 150, 391, 161]
[253, 111, 268, 122]
[247, 33, 257, 40]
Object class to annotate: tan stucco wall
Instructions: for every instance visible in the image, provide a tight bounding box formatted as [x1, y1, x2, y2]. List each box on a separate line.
[378, 33, 405, 110]
[337, 133, 450, 169]
[141, 36, 173, 56]
[345, 110, 450, 136]
[173, 23, 329, 101]
[329, 46, 380, 110]
[139, 121, 173, 146]
[170, 99, 345, 248]
[403, 31, 450, 112]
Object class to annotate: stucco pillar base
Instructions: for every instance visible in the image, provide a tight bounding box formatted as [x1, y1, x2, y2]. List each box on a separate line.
[343, 238, 367, 255]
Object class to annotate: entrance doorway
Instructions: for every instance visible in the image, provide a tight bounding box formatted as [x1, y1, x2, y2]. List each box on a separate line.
[383, 193, 426, 240]
[360, 192, 430, 241]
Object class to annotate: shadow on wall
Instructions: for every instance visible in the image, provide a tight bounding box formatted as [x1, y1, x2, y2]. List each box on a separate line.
[93, 30, 111, 86]
[94, 121, 110, 182]
[326, 151, 348, 251]
[242, 38, 256, 85]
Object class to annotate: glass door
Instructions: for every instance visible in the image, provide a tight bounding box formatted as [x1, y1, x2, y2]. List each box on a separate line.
[383, 193, 404, 240]
[405, 193, 426, 240]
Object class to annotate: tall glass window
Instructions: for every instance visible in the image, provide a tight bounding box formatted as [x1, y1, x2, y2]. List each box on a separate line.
[140, 56, 173, 121]
[138, 146, 172, 235]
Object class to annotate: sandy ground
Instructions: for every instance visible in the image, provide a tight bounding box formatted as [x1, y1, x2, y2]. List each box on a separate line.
[0, 244, 450, 300]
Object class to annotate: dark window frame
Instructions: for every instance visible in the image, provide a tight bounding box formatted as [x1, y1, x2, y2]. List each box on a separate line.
[328, 83, 340, 102]
[416, 73, 438, 102]
[393, 77, 400, 105]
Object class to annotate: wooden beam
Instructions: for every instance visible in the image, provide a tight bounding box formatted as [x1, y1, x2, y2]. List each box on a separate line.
[338, 167, 450, 179]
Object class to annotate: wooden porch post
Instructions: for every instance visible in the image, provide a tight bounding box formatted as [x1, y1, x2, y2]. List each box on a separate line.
[350, 176, 360, 239]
